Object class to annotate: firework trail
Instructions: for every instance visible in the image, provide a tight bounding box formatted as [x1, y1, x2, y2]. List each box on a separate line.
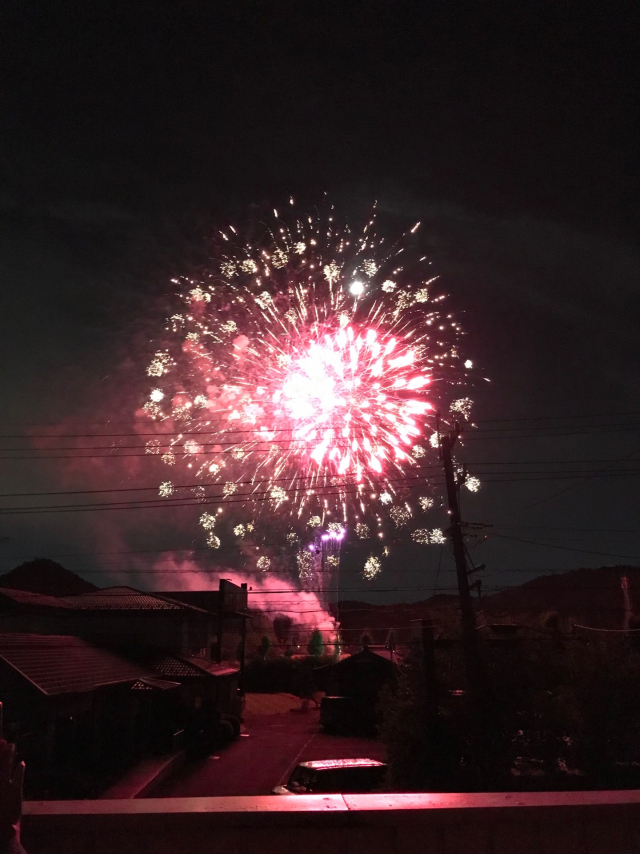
[139, 200, 475, 585]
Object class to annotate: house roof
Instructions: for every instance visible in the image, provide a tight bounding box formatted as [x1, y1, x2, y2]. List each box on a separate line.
[150, 654, 205, 679]
[0, 587, 75, 609]
[315, 647, 397, 673]
[149, 653, 238, 680]
[61, 586, 209, 613]
[0, 633, 153, 697]
[183, 656, 239, 678]
[131, 676, 180, 692]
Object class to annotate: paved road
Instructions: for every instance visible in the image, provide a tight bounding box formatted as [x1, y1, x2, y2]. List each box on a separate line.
[152, 695, 386, 797]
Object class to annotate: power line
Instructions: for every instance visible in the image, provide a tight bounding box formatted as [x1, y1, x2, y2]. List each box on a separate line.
[3, 417, 640, 443]
[5, 408, 640, 432]
[490, 532, 640, 562]
[7, 470, 640, 517]
[5, 459, 640, 499]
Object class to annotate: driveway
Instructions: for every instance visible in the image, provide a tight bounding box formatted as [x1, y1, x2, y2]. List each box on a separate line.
[151, 693, 386, 797]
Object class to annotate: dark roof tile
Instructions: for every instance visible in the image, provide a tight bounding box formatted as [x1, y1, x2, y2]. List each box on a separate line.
[62, 586, 208, 613]
[0, 633, 153, 696]
[0, 588, 75, 609]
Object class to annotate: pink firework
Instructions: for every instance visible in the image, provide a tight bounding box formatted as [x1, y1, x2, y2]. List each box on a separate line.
[274, 326, 431, 478]
[138, 202, 473, 578]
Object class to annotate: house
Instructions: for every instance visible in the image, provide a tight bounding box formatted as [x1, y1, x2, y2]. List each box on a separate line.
[162, 579, 249, 665]
[0, 633, 180, 798]
[0, 585, 216, 656]
[0, 582, 244, 792]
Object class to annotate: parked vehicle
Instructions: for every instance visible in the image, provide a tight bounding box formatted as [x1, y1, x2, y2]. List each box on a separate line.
[272, 758, 387, 794]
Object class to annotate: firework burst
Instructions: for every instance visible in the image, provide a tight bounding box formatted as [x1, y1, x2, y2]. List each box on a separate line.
[140, 201, 475, 579]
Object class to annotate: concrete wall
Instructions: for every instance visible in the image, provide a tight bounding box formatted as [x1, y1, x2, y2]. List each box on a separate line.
[22, 791, 640, 854]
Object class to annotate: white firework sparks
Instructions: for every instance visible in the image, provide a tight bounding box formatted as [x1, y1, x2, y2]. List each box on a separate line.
[465, 476, 481, 492]
[450, 397, 473, 419]
[363, 556, 382, 580]
[355, 522, 370, 539]
[140, 203, 474, 571]
[389, 506, 411, 527]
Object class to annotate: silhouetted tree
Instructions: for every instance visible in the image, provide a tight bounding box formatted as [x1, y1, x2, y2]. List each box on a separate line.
[307, 628, 324, 657]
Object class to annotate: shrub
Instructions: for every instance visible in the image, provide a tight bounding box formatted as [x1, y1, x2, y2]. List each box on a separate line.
[243, 654, 334, 694]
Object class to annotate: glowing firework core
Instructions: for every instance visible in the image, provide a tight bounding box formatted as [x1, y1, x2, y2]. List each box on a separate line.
[274, 325, 431, 478]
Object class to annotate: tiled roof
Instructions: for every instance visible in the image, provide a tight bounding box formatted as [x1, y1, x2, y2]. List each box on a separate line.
[184, 657, 239, 678]
[150, 654, 204, 679]
[0, 588, 75, 609]
[0, 633, 152, 696]
[62, 586, 208, 613]
[149, 654, 237, 680]
[131, 676, 180, 692]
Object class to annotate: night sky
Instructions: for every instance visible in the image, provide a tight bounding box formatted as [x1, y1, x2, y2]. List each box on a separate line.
[1, 1, 639, 602]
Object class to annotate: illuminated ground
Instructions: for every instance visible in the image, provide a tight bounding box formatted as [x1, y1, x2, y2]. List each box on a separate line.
[151, 694, 386, 797]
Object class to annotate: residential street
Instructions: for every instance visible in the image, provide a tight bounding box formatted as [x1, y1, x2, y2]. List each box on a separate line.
[151, 693, 386, 797]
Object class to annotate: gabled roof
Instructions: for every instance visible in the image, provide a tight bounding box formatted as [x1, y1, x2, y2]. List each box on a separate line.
[315, 647, 397, 673]
[131, 676, 180, 692]
[61, 586, 209, 613]
[183, 656, 239, 678]
[150, 654, 205, 679]
[149, 653, 238, 680]
[0, 633, 153, 696]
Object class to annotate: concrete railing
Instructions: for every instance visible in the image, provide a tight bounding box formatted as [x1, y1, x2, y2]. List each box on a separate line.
[23, 791, 640, 854]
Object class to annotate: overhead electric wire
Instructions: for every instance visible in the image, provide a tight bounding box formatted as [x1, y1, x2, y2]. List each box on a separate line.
[3, 414, 640, 444]
[6, 470, 640, 517]
[4, 407, 640, 434]
[5, 458, 640, 499]
[3, 422, 640, 451]
[496, 447, 640, 520]
[490, 532, 640, 562]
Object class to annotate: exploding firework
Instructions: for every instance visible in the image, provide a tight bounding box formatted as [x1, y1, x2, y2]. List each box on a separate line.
[140, 201, 475, 581]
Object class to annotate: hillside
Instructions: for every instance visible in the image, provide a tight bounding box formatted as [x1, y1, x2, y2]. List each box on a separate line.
[330, 566, 640, 641]
[482, 565, 640, 629]
[0, 559, 98, 596]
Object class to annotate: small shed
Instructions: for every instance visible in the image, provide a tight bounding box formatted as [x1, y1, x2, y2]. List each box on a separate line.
[147, 652, 241, 718]
[314, 647, 397, 704]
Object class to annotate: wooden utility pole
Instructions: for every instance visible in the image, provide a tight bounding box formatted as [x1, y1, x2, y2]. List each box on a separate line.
[440, 424, 481, 695]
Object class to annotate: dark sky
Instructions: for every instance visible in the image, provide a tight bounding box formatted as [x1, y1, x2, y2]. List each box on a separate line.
[1, 1, 639, 602]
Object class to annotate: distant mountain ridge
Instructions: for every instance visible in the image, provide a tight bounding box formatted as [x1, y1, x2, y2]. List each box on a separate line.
[0, 559, 98, 596]
[330, 566, 640, 641]
[1, 559, 637, 635]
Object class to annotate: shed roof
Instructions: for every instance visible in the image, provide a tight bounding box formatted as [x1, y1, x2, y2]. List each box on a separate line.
[149, 653, 238, 680]
[184, 656, 239, 678]
[315, 647, 397, 674]
[131, 676, 180, 692]
[150, 654, 205, 679]
[0, 633, 152, 696]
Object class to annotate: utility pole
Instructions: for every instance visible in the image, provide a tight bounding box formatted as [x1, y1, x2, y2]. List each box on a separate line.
[439, 423, 481, 696]
[621, 575, 632, 633]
